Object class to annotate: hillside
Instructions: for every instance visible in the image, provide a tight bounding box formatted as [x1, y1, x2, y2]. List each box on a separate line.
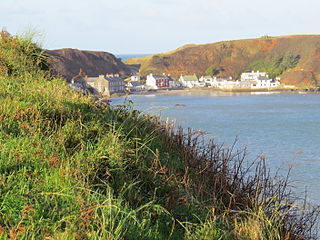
[0, 31, 319, 239]
[126, 35, 320, 87]
[46, 48, 131, 81]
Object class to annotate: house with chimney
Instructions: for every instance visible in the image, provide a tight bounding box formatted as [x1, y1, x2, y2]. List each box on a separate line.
[86, 74, 125, 96]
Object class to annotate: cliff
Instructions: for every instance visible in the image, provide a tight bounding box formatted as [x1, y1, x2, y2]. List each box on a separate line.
[125, 35, 320, 87]
[46, 48, 131, 81]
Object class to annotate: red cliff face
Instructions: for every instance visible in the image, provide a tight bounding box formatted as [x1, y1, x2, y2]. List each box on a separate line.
[126, 35, 320, 87]
[46, 48, 131, 82]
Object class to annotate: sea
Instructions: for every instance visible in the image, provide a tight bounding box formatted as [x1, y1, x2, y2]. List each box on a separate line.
[116, 54, 152, 62]
[111, 91, 320, 203]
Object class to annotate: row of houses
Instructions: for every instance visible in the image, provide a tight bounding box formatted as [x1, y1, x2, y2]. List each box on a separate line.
[145, 71, 281, 90]
[70, 70, 281, 96]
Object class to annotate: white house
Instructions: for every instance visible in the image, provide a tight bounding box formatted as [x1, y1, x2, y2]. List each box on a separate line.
[179, 74, 199, 88]
[146, 73, 175, 89]
[241, 71, 280, 88]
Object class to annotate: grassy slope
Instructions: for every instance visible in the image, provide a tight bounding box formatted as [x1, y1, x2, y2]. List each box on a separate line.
[0, 32, 318, 239]
[125, 35, 320, 87]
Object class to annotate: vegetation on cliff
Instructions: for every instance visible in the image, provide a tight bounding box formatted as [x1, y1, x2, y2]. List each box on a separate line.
[0, 31, 319, 239]
[125, 35, 320, 87]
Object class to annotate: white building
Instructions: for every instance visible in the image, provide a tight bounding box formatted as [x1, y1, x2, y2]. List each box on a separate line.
[146, 73, 175, 89]
[241, 71, 280, 88]
[179, 74, 199, 88]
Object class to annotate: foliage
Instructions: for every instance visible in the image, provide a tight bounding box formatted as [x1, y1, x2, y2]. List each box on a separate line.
[0, 30, 48, 76]
[250, 52, 300, 79]
[205, 65, 220, 76]
[260, 35, 274, 39]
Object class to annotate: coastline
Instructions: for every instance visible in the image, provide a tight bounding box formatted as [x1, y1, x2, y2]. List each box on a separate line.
[111, 87, 318, 99]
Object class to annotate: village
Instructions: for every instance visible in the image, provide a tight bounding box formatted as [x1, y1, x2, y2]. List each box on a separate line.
[70, 69, 282, 97]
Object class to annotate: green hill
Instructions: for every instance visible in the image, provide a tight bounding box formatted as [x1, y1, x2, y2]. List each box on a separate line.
[0, 30, 318, 239]
[126, 35, 320, 87]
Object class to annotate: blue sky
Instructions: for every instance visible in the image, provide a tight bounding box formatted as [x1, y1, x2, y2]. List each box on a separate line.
[1, 0, 319, 54]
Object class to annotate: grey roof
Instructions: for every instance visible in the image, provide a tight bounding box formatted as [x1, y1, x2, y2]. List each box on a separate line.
[86, 76, 124, 82]
[181, 75, 198, 81]
[152, 75, 173, 81]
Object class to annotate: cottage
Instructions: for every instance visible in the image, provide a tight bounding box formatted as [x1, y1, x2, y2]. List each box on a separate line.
[146, 73, 175, 89]
[179, 74, 199, 88]
[126, 81, 144, 92]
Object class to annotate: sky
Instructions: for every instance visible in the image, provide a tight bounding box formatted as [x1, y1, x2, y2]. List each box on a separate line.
[1, 0, 320, 54]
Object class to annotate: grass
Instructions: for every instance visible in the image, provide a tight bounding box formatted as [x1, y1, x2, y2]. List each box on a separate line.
[0, 30, 319, 239]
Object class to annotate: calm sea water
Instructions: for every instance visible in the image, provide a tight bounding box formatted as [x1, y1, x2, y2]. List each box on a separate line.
[111, 92, 320, 203]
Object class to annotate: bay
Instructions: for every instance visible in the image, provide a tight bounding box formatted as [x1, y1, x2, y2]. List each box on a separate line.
[111, 91, 320, 203]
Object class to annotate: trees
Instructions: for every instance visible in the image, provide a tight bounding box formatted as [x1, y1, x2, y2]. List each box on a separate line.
[250, 52, 300, 79]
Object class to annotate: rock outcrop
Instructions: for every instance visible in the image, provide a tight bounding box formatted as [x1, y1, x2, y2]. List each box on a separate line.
[46, 48, 131, 82]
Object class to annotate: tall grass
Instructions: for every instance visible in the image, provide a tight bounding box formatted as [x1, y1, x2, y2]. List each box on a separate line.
[0, 30, 318, 239]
